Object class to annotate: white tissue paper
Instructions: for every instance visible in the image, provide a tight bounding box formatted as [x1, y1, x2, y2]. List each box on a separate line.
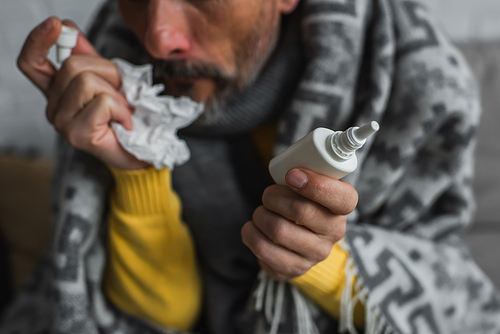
[112, 58, 204, 170]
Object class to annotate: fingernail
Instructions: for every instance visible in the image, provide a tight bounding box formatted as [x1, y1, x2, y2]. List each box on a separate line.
[38, 18, 55, 34]
[286, 169, 308, 189]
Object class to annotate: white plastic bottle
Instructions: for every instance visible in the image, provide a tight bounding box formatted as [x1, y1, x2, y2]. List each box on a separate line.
[268, 121, 380, 185]
[56, 25, 79, 63]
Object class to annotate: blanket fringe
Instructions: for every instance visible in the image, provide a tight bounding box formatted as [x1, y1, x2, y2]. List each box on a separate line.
[338, 240, 394, 334]
[254, 240, 396, 334]
[254, 270, 319, 334]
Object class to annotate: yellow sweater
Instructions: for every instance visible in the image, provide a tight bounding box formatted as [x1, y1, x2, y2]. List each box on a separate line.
[104, 125, 364, 330]
[103, 167, 201, 331]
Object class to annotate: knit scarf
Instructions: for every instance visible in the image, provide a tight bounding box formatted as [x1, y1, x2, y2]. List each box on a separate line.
[2, 0, 500, 333]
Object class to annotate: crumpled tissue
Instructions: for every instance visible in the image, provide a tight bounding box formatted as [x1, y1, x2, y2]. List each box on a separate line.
[112, 58, 204, 170]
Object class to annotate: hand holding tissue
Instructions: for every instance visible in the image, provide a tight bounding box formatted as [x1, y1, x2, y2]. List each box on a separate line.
[18, 19, 204, 171]
[112, 59, 204, 170]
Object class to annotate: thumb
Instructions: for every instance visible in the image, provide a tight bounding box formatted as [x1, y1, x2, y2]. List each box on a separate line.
[285, 168, 359, 216]
[17, 17, 62, 95]
[61, 20, 100, 57]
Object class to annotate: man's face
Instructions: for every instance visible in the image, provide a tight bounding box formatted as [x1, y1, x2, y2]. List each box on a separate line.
[117, 0, 299, 113]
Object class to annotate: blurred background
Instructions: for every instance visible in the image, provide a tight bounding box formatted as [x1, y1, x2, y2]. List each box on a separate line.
[0, 0, 499, 310]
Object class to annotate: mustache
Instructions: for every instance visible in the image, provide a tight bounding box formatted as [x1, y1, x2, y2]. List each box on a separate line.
[152, 59, 236, 89]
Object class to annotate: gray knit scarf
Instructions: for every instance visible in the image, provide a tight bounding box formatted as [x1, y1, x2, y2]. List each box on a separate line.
[2, 0, 500, 333]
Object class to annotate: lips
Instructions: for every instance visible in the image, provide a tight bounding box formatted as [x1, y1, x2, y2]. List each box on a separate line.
[163, 77, 202, 98]
[162, 76, 217, 103]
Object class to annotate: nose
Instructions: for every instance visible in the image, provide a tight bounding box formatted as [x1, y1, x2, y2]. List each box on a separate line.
[144, 0, 192, 59]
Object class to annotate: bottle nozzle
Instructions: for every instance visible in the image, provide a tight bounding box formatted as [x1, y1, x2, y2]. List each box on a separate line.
[353, 121, 380, 142]
[56, 25, 79, 63]
[328, 121, 380, 161]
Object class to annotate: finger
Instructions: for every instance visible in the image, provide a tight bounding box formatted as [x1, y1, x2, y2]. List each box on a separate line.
[252, 205, 332, 263]
[47, 56, 122, 119]
[17, 17, 62, 95]
[241, 221, 313, 280]
[61, 20, 100, 57]
[64, 93, 133, 154]
[285, 168, 359, 215]
[262, 185, 345, 237]
[50, 71, 130, 130]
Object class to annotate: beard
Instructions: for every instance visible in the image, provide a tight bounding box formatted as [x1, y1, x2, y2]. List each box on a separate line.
[152, 58, 238, 123]
[151, 2, 280, 124]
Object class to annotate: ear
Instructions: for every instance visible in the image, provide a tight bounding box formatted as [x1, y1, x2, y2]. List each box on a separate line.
[278, 0, 300, 14]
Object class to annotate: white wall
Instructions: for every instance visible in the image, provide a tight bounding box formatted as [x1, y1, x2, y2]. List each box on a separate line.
[433, 0, 500, 41]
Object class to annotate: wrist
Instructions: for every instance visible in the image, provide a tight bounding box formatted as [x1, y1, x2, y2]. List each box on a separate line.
[110, 166, 172, 215]
[105, 150, 152, 171]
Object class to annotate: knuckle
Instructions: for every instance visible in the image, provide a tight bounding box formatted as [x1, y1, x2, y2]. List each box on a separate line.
[52, 115, 66, 133]
[74, 71, 96, 91]
[336, 221, 347, 240]
[289, 200, 303, 223]
[315, 244, 332, 262]
[269, 219, 290, 245]
[16, 56, 28, 73]
[241, 223, 251, 246]
[88, 136, 102, 150]
[339, 184, 358, 215]
[252, 238, 269, 259]
[95, 92, 114, 107]
[66, 131, 82, 149]
[292, 262, 312, 278]
[290, 200, 315, 226]
[242, 224, 269, 259]
[45, 96, 58, 122]
[349, 188, 359, 212]
[241, 222, 261, 254]
[252, 205, 265, 223]
[325, 217, 346, 242]
[262, 185, 278, 207]
[65, 123, 87, 150]
[60, 57, 81, 78]
[262, 186, 271, 203]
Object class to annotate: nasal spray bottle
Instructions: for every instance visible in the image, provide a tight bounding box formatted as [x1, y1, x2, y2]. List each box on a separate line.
[56, 25, 79, 63]
[268, 121, 380, 185]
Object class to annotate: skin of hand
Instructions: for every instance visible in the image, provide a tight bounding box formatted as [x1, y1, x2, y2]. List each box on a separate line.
[17, 17, 150, 170]
[242, 168, 358, 281]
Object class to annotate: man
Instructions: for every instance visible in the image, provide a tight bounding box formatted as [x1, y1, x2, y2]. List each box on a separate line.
[3, 0, 500, 333]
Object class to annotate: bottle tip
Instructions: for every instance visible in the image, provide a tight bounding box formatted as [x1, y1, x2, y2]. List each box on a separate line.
[353, 121, 380, 141]
[56, 25, 79, 63]
[61, 25, 78, 34]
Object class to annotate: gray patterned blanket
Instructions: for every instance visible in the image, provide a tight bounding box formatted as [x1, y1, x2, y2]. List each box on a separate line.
[1, 0, 500, 333]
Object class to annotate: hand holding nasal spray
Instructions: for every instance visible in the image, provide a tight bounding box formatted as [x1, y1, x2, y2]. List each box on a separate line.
[269, 121, 380, 184]
[257, 122, 380, 333]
